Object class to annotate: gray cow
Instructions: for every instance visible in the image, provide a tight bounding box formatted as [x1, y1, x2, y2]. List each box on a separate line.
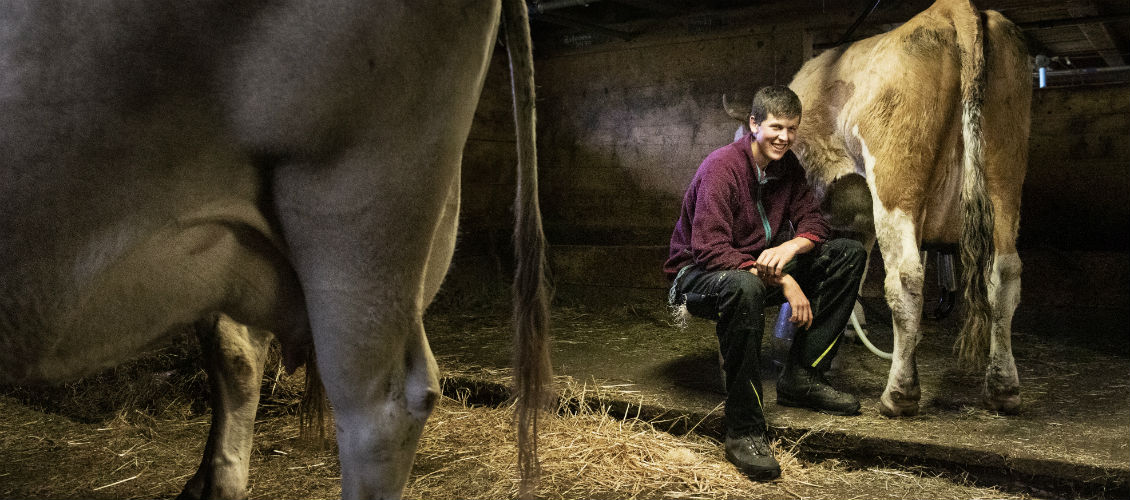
[0, 1, 549, 498]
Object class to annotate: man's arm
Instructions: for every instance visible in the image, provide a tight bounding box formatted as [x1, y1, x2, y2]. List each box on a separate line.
[779, 273, 813, 329]
[752, 234, 817, 328]
[754, 236, 815, 281]
[752, 158, 828, 283]
[748, 266, 813, 328]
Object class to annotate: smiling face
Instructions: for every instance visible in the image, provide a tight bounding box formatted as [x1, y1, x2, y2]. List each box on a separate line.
[749, 112, 800, 166]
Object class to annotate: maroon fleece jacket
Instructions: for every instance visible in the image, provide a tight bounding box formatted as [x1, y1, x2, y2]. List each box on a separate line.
[664, 133, 828, 280]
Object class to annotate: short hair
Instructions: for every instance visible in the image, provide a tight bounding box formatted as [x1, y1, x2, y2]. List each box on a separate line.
[750, 85, 802, 125]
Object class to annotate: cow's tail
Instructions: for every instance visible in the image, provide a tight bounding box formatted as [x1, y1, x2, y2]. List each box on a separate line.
[502, 0, 552, 498]
[950, 0, 995, 367]
[298, 350, 327, 443]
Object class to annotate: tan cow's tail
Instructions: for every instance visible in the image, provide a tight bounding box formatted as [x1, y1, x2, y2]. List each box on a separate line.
[502, 0, 552, 497]
[949, 0, 995, 366]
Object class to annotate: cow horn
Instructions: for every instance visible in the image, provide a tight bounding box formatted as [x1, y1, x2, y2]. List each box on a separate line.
[721, 93, 749, 121]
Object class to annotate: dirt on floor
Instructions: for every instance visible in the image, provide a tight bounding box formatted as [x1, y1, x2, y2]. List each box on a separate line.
[422, 295, 1129, 497]
[0, 357, 1034, 500]
[2, 252, 1126, 499]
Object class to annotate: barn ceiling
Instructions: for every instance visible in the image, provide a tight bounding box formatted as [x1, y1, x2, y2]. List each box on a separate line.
[526, 0, 1130, 86]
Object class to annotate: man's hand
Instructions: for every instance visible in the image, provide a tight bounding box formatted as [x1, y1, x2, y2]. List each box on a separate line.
[755, 238, 813, 280]
[780, 275, 812, 329]
[749, 266, 782, 286]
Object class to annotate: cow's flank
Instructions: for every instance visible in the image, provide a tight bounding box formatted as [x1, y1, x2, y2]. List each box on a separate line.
[0, 1, 548, 499]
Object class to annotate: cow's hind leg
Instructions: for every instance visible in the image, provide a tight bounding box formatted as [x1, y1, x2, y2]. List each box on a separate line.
[272, 220, 443, 498]
[269, 148, 456, 498]
[233, 1, 500, 495]
[984, 252, 1021, 412]
[179, 314, 271, 500]
[874, 212, 925, 417]
[980, 8, 1028, 414]
[308, 300, 439, 499]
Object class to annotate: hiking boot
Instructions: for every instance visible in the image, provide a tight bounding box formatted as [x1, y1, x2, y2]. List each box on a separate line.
[724, 433, 781, 481]
[776, 365, 861, 416]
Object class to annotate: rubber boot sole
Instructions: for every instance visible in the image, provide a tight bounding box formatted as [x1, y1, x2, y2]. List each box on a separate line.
[776, 391, 861, 416]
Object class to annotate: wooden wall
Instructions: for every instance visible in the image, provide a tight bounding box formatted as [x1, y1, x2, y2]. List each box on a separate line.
[440, 25, 1130, 307]
[1021, 84, 1130, 251]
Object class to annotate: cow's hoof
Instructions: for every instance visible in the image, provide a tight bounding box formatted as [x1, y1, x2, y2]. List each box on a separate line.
[984, 389, 1021, 415]
[177, 481, 248, 500]
[177, 488, 248, 500]
[879, 392, 919, 417]
[176, 477, 203, 500]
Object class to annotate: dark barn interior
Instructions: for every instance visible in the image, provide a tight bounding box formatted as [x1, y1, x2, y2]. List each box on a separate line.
[435, 0, 1130, 496]
[2, 1, 1128, 499]
[454, 0, 1129, 302]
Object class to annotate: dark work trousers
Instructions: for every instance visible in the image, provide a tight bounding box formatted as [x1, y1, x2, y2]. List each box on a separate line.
[670, 238, 866, 436]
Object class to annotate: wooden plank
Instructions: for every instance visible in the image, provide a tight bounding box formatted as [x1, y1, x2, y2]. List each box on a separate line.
[1029, 113, 1130, 137]
[1068, 4, 1126, 66]
[1028, 133, 1130, 161]
[1031, 85, 1130, 114]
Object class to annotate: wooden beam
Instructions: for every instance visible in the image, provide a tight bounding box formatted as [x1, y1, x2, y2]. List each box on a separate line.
[1068, 3, 1126, 67]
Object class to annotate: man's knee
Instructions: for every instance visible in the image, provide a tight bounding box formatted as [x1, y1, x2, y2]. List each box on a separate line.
[826, 238, 867, 266]
[680, 269, 765, 320]
[717, 269, 766, 303]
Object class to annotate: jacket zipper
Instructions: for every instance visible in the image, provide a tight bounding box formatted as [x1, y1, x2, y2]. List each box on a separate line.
[755, 166, 773, 244]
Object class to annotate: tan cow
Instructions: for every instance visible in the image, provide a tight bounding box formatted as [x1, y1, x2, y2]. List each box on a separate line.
[0, 1, 549, 499]
[729, 0, 1030, 417]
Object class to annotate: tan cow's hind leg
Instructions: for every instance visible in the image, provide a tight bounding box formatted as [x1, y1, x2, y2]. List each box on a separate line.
[981, 9, 1028, 414]
[180, 314, 272, 500]
[985, 252, 1021, 412]
[874, 208, 926, 417]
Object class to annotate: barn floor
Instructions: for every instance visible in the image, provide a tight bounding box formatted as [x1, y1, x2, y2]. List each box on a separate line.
[426, 249, 1130, 499]
[0, 250, 1123, 499]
